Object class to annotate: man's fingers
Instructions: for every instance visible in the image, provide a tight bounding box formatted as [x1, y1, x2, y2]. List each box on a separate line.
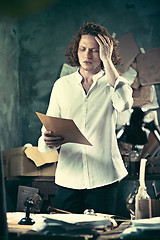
[98, 34, 107, 45]
[95, 36, 102, 46]
[97, 34, 112, 46]
[44, 136, 64, 149]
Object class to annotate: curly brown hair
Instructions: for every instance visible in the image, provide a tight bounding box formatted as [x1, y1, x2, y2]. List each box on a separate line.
[65, 22, 121, 68]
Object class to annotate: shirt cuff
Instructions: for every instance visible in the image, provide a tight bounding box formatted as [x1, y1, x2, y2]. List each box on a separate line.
[109, 76, 133, 112]
[38, 136, 59, 153]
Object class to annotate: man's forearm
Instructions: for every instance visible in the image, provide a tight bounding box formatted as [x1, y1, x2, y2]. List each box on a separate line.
[103, 60, 119, 87]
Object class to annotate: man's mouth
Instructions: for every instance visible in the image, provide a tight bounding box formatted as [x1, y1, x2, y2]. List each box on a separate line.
[84, 61, 92, 64]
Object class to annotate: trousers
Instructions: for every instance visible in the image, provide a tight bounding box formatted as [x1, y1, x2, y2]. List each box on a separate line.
[54, 182, 119, 214]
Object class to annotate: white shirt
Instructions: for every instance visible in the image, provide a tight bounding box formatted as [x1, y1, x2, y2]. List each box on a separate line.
[38, 69, 133, 189]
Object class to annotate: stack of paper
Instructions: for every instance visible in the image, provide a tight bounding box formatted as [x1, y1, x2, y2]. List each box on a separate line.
[121, 217, 160, 239]
[32, 213, 112, 236]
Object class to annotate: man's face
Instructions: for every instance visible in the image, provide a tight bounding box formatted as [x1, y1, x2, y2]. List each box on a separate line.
[78, 35, 101, 73]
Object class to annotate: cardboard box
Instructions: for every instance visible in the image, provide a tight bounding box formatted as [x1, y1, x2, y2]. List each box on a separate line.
[2, 147, 58, 177]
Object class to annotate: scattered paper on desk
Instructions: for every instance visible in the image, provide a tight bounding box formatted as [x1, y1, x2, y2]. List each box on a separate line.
[25, 146, 59, 167]
[43, 213, 111, 225]
[32, 213, 112, 234]
[36, 112, 92, 146]
[121, 217, 160, 239]
[132, 217, 160, 228]
[7, 212, 113, 237]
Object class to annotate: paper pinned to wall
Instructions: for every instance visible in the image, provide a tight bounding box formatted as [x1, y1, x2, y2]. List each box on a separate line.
[36, 112, 92, 146]
[137, 47, 160, 85]
[117, 32, 140, 73]
[132, 85, 151, 107]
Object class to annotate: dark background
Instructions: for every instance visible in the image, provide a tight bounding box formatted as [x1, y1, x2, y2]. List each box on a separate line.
[0, 0, 160, 151]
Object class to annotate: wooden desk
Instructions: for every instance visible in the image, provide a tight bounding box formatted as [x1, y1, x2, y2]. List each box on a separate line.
[7, 212, 130, 240]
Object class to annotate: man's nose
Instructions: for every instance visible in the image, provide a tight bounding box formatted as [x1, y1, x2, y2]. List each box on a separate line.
[85, 49, 92, 58]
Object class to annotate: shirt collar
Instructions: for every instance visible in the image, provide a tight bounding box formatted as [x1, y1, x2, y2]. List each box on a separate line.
[75, 69, 105, 84]
[93, 69, 105, 82]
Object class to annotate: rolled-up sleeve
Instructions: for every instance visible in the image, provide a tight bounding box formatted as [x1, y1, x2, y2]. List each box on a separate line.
[109, 76, 133, 112]
[38, 125, 52, 153]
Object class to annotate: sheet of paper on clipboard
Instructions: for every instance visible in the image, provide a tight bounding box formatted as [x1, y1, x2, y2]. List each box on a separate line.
[36, 112, 92, 146]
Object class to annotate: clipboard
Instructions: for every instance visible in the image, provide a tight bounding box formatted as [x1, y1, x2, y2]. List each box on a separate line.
[36, 112, 92, 146]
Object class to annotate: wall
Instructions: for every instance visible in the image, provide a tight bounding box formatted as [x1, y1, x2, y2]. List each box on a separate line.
[0, 0, 160, 149]
[0, 19, 20, 151]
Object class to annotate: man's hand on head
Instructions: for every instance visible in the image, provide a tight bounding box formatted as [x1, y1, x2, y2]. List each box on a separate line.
[95, 34, 113, 64]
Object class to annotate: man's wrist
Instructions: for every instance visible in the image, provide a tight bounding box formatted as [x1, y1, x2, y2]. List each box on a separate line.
[104, 61, 119, 86]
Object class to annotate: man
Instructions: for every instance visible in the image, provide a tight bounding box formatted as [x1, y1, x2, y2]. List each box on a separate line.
[38, 22, 133, 214]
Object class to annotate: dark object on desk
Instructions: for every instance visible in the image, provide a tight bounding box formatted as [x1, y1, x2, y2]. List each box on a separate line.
[118, 107, 148, 145]
[17, 185, 41, 212]
[18, 198, 35, 225]
[0, 150, 8, 240]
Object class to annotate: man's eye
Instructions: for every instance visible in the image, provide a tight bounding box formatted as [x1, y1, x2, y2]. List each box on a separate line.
[79, 47, 85, 51]
[92, 49, 99, 52]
